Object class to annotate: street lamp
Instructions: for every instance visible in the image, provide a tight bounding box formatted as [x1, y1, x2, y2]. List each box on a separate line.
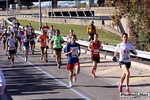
[39, 0, 42, 29]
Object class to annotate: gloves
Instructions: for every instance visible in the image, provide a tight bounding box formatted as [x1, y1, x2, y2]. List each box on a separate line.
[130, 50, 135, 54]
[112, 56, 117, 62]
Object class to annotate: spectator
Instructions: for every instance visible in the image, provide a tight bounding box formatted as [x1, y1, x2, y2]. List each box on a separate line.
[87, 21, 96, 41]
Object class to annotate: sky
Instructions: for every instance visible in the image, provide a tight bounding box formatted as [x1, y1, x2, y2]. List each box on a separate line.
[33, 0, 97, 7]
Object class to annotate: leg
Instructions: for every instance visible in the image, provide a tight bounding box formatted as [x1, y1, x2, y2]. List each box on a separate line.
[40, 47, 44, 60]
[91, 61, 97, 78]
[72, 63, 80, 82]
[69, 69, 73, 87]
[44, 48, 48, 62]
[11, 54, 15, 67]
[54, 50, 59, 64]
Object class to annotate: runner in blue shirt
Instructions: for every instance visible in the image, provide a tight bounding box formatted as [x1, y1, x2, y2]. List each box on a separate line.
[64, 34, 81, 87]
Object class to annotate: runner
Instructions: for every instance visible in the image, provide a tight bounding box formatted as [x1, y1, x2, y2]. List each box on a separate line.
[6, 32, 16, 67]
[50, 29, 64, 68]
[48, 25, 55, 54]
[21, 30, 30, 62]
[28, 23, 33, 34]
[41, 22, 50, 33]
[29, 29, 36, 55]
[64, 34, 80, 87]
[37, 31, 48, 62]
[0, 26, 4, 36]
[17, 27, 23, 51]
[12, 24, 18, 35]
[7, 26, 13, 34]
[112, 33, 137, 95]
[88, 34, 102, 78]
[66, 29, 77, 43]
[0, 29, 10, 55]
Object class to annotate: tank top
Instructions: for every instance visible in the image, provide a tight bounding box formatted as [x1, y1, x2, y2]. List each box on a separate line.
[91, 40, 100, 58]
[40, 35, 47, 47]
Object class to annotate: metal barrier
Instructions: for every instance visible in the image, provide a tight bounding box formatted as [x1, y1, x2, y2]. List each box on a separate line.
[6, 17, 150, 60]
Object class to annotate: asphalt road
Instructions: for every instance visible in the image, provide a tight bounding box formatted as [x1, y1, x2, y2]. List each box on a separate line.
[0, 42, 150, 100]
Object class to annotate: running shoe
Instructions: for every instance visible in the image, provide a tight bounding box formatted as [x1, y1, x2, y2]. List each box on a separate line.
[117, 83, 122, 92]
[126, 89, 130, 95]
[73, 74, 77, 82]
[46, 59, 48, 63]
[25, 57, 27, 62]
[8, 56, 11, 60]
[91, 69, 96, 78]
[69, 81, 72, 87]
[40, 57, 43, 60]
[32, 50, 34, 55]
[57, 63, 61, 69]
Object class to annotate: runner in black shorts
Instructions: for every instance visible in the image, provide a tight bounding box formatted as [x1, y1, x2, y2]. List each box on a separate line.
[50, 29, 64, 68]
[88, 34, 102, 78]
[112, 33, 137, 95]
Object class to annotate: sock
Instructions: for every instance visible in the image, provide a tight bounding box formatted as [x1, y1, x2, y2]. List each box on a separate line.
[126, 86, 129, 89]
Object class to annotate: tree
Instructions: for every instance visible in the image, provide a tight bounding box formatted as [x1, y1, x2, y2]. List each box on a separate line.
[107, 0, 150, 51]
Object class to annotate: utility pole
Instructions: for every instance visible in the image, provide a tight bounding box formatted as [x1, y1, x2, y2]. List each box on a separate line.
[39, 0, 42, 29]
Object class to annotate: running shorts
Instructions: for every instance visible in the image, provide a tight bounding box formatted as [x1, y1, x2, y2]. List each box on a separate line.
[41, 46, 49, 51]
[91, 57, 100, 63]
[23, 46, 30, 51]
[119, 61, 131, 69]
[9, 49, 16, 56]
[67, 62, 80, 70]
[54, 48, 62, 52]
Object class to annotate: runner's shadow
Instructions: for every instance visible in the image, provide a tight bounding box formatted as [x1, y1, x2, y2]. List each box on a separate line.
[129, 83, 150, 87]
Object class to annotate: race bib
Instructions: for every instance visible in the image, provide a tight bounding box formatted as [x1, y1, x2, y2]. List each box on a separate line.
[71, 47, 78, 58]
[93, 49, 99, 54]
[24, 37, 28, 42]
[54, 40, 60, 45]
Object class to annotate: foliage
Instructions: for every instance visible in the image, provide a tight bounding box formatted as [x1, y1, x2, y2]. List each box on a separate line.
[107, 0, 150, 51]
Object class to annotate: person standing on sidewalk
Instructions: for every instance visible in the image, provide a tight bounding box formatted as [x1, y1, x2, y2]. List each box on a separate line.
[87, 21, 96, 41]
[112, 33, 137, 95]
[88, 34, 102, 78]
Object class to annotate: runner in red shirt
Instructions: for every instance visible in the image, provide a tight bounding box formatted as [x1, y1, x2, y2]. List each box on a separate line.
[41, 22, 50, 33]
[88, 34, 103, 78]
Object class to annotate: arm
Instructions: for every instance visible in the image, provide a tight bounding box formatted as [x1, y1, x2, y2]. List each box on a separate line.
[112, 44, 119, 62]
[78, 45, 81, 57]
[130, 44, 137, 56]
[37, 36, 41, 42]
[94, 26, 96, 34]
[88, 42, 92, 52]
[64, 46, 73, 56]
[87, 25, 89, 34]
[99, 41, 103, 50]
[6, 39, 9, 51]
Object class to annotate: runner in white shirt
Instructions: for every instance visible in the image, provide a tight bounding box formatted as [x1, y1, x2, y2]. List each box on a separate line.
[6, 32, 16, 67]
[112, 33, 137, 95]
[48, 25, 55, 54]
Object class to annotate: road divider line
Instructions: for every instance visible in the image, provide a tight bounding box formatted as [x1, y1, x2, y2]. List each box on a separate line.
[18, 55, 90, 100]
